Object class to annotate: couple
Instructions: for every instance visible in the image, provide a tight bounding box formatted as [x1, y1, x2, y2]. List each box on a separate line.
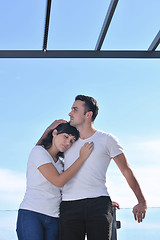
[16, 95, 147, 240]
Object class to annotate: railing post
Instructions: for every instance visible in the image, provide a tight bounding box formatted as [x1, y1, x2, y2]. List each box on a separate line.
[111, 207, 121, 240]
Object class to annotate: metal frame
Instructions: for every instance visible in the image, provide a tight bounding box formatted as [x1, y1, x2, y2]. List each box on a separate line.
[148, 30, 160, 51]
[43, 0, 52, 51]
[95, 0, 119, 51]
[0, 50, 159, 58]
[111, 207, 121, 240]
[0, 0, 159, 58]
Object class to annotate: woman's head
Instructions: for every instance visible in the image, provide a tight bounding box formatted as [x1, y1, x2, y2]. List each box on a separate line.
[39, 123, 79, 157]
[55, 122, 79, 140]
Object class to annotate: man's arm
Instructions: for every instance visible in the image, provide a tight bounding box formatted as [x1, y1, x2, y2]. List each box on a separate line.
[113, 153, 147, 223]
[36, 119, 67, 145]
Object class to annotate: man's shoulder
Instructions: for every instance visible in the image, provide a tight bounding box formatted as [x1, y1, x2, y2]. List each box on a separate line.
[96, 130, 119, 141]
[96, 129, 111, 137]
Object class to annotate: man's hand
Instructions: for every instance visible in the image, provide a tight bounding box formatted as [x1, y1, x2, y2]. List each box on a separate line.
[36, 119, 67, 145]
[132, 202, 147, 223]
[47, 119, 68, 132]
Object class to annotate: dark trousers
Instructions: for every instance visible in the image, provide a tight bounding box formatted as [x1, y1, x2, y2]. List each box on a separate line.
[59, 196, 113, 240]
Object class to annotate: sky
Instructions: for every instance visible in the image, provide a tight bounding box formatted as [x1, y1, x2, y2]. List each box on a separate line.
[0, 0, 160, 221]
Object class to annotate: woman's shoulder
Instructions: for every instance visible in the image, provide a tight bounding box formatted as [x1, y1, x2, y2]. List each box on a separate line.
[28, 145, 52, 166]
[29, 145, 48, 157]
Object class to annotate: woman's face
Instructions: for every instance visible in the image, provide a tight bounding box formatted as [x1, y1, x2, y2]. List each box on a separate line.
[53, 132, 76, 152]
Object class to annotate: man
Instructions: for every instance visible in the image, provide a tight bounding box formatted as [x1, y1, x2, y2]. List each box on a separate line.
[39, 95, 147, 240]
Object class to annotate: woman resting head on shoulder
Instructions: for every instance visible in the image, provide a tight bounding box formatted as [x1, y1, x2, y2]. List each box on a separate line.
[39, 122, 79, 160]
[16, 122, 94, 240]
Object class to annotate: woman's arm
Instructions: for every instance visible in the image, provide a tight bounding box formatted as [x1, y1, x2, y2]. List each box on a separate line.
[38, 142, 94, 187]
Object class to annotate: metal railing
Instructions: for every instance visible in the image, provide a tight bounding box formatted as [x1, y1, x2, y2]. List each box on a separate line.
[1, 207, 160, 240]
[111, 207, 121, 240]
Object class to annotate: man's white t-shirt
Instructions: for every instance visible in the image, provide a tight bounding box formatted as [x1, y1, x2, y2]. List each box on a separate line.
[19, 146, 63, 217]
[62, 130, 123, 201]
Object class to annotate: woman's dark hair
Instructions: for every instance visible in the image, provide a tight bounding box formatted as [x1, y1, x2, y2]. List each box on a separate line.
[39, 122, 79, 158]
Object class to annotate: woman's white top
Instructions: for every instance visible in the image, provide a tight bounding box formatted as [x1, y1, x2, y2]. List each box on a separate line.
[19, 145, 63, 217]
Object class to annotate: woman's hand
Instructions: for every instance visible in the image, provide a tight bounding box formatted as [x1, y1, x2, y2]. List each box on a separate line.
[112, 201, 120, 209]
[79, 142, 94, 161]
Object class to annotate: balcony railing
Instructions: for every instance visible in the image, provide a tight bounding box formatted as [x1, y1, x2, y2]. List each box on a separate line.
[0, 207, 160, 240]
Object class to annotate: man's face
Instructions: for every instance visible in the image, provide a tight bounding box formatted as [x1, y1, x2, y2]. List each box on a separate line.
[68, 100, 86, 128]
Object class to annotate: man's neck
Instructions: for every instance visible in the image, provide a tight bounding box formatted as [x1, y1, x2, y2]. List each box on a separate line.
[78, 123, 97, 140]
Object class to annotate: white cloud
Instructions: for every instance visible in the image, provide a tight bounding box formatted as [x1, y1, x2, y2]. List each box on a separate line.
[0, 169, 26, 210]
[124, 139, 160, 165]
[107, 159, 160, 208]
[122, 221, 160, 230]
[135, 140, 160, 152]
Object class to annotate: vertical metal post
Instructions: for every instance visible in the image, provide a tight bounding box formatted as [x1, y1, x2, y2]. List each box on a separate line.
[111, 207, 121, 240]
[148, 30, 160, 51]
[95, 0, 119, 50]
[43, 0, 52, 51]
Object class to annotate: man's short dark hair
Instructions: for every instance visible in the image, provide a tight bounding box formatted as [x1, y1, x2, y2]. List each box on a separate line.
[75, 95, 99, 121]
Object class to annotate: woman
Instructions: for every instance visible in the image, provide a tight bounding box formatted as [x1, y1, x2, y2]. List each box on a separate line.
[16, 122, 94, 240]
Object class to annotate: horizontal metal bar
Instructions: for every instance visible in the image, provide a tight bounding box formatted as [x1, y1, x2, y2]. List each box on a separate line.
[95, 0, 119, 50]
[0, 50, 160, 58]
[148, 30, 160, 51]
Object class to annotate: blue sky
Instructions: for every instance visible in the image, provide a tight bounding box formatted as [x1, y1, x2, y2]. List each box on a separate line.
[0, 0, 160, 218]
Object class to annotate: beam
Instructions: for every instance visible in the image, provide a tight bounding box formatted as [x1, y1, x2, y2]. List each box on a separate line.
[43, 0, 52, 51]
[0, 50, 160, 58]
[95, 0, 119, 51]
[148, 30, 160, 51]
